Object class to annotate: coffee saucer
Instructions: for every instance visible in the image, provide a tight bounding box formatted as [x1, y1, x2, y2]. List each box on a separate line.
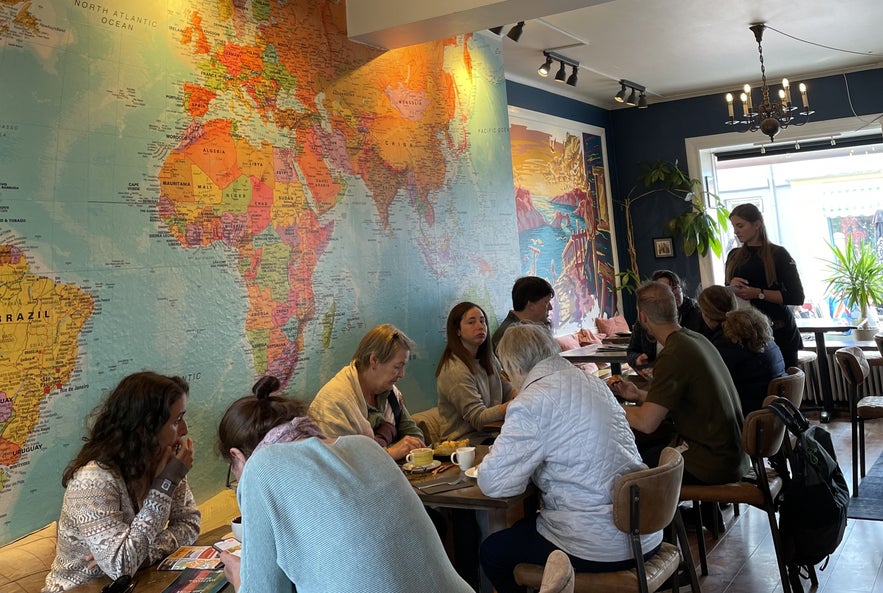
[465, 466, 478, 478]
[402, 459, 442, 473]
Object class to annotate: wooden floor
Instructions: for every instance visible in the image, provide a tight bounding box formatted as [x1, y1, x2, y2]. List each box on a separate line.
[695, 408, 883, 593]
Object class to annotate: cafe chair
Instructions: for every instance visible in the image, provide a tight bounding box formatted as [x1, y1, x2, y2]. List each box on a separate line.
[412, 406, 443, 445]
[768, 367, 806, 408]
[514, 447, 700, 593]
[679, 396, 797, 592]
[833, 346, 883, 497]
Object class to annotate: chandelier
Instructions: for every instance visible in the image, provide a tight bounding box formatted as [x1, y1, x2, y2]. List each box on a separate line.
[724, 24, 814, 142]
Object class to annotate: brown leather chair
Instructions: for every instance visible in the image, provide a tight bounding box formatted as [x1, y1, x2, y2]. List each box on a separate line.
[513, 447, 699, 593]
[679, 396, 796, 592]
[833, 346, 883, 496]
[767, 366, 805, 408]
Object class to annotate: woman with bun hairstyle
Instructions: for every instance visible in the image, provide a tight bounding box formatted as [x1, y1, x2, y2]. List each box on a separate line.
[43, 372, 199, 592]
[217, 376, 472, 593]
[698, 285, 786, 413]
[725, 203, 805, 367]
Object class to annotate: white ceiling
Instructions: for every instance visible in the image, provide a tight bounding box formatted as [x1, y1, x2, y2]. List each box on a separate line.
[496, 0, 883, 110]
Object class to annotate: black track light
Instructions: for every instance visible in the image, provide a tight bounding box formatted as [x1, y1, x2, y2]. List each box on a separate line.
[566, 65, 578, 87]
[637, 92, 648, 109]
[538, 55, 553, 77]
[489, 26, 504, 35]
[626, 88, 637, 106]
[554, 61, 567, 83]
[614, 83, 627, 103]
[507, 21, 524, 42]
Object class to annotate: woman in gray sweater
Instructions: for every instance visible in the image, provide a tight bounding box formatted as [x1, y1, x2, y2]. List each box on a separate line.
[435, 301, 515, 445]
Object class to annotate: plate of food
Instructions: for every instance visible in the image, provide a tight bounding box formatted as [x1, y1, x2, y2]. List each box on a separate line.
[432, 439, 469, 458]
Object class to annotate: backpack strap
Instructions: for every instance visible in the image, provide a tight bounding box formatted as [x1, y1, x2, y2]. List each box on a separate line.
[766, 396, 810, 435]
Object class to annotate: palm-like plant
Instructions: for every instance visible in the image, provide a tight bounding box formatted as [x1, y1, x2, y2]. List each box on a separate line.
[823, 237, 883, 325]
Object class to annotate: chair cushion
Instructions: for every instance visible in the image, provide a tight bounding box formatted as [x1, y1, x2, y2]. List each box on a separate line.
[514, 542, 680, 593]
[556, 333, 581, 351]
[0, 522, 57, 593]
[858, 395, 883, 419]
[594, 316, 629, 336]
[679, 470, 783, 508]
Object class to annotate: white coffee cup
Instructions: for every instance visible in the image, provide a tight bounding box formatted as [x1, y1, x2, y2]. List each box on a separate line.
[451, 446, 476, 471]
[231, 516, 243, 541]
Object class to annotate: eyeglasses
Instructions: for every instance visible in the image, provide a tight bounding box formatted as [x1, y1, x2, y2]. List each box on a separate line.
[225, 465, 238, 492]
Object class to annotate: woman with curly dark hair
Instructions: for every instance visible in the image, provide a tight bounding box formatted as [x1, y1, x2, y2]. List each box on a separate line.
[43, 372, 199, 592]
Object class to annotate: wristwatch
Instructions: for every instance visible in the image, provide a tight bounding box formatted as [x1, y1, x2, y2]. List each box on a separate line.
[758, 289, 766, 300]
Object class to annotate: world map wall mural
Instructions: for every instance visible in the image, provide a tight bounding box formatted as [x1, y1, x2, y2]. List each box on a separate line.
[507, 107, 619, 333]
[0, 0, 520, 543]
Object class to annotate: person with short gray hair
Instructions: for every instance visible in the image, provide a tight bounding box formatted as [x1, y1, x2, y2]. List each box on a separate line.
[478, 323, 658, 593]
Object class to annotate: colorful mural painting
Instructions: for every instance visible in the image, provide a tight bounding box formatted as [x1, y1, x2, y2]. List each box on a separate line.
[507, 107, 619, 333]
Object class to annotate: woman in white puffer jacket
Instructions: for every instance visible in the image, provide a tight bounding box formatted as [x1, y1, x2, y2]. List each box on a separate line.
[477, 323, 662, 593]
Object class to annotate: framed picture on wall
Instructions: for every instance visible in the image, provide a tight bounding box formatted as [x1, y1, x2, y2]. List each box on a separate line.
[507, 106, 619, 332]
[653, 237, 675, 259]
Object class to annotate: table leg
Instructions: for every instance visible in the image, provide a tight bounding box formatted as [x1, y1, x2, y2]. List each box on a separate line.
[814, 332, 835, 423]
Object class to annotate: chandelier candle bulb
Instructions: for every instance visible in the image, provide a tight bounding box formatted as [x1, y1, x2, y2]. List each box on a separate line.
[743, 84, 753, 111]
[726, 93, 735, 118]
[740, 93, 749, 117]
[799, 83, 808, 109]
[782, 78, 792, 105]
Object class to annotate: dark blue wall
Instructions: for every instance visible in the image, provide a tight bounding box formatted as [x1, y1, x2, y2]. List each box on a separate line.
[507, 68, 883, 318]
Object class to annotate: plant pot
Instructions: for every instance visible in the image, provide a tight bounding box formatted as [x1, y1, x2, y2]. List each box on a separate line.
[852, 328, 878, 342]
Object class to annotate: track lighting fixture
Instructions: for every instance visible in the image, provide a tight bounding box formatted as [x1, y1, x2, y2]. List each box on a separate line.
[537, 54, 553, 77]
[507, 21, 525, 42]
[536, 51, 579, 87]
[491, 22, 525, 42]
[554, 61, 567, 83]
[613, 80, 647, 109]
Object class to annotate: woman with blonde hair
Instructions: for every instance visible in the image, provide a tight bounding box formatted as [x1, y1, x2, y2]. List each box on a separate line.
[309, 324, 425, 460]
[725, 203, 805, 367]
[698, 285, 786, 413]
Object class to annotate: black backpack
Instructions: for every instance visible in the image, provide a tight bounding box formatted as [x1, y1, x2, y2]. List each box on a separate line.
[766, 397, 849, 586]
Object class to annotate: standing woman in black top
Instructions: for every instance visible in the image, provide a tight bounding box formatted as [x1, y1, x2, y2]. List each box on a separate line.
[725, 203, 805, 367]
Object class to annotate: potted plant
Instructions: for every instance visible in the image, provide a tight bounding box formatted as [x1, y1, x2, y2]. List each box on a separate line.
[822, 237, 883, 339]
[620, 160, 730, 283]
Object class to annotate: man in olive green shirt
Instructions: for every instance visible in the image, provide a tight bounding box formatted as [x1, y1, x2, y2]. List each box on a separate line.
[613, 281, 748, 484]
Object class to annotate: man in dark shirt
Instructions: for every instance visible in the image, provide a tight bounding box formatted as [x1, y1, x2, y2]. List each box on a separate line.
[614, 281, 748, 485]
[491, 276, 554, 352]
[626, 270, 707, 374]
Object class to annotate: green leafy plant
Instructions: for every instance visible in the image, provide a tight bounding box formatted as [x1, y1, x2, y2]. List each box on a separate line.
[822, 237, 883, 326]
[623, 160, 729, 278]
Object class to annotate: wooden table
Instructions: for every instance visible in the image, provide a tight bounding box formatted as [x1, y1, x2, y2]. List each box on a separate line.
[66, 524, 234, 593]
[797, 319, 856, 423]
[408, 445, 537, 533]
[560, 343, 629, 375]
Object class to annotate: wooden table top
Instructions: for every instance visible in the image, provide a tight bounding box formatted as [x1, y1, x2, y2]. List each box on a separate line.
[406, 445, 536, 511]
[559, 343, 629, 364]
[66, 524, 233, 593]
